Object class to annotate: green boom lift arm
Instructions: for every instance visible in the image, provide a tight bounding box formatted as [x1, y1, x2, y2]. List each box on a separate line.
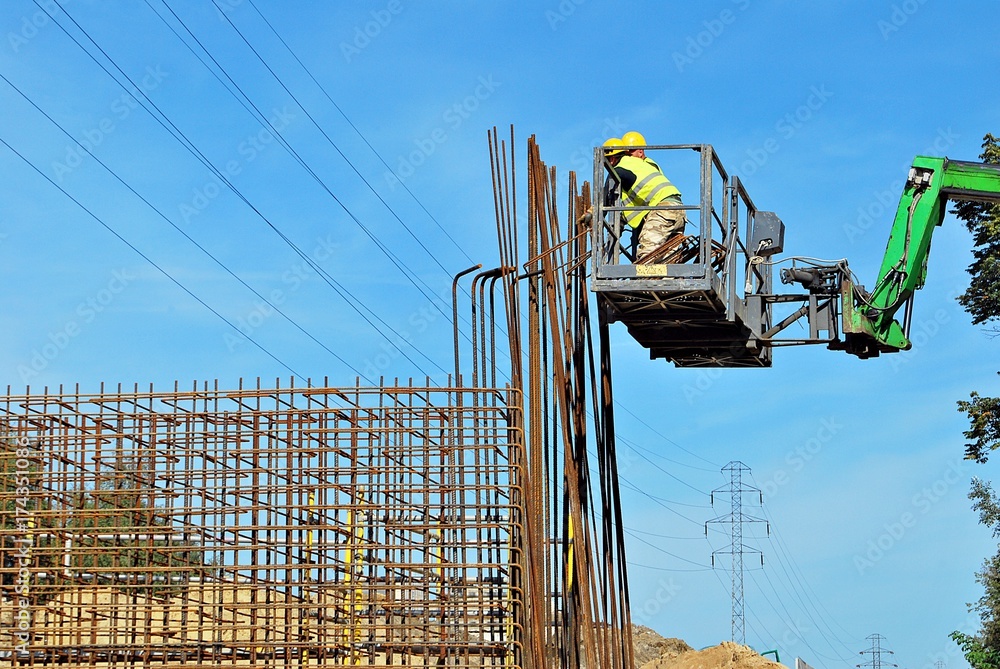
[834, 156, 1000, 359]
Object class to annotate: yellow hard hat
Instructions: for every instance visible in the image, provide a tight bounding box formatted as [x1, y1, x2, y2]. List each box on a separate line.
[603, 137, 626, 156]
[622, 131, 647, 147]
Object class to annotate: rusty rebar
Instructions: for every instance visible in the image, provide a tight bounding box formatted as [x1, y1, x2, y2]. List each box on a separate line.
[0, 381, 524, 666]
[452, 264, 482, 387]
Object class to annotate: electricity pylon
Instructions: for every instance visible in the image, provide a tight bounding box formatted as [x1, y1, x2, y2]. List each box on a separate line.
[858, 633, 898, 669]
[706, 461, 768, 645]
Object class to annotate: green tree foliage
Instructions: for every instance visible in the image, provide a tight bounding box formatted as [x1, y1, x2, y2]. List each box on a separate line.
[63, 476, 195, 576]
[1, 434, 57, 590]
[956, 134, 1000, 327]
[964, 480, 1000, 653]
[1, 434, 46, 527]
[951, 631, 1000, 669]
[959, 392, 1000, 464]
[2, 434, 205, 598]
[956, 133, 1000, 669]
[972, 478, 1000, 532]
[957, 134, 1000, 464]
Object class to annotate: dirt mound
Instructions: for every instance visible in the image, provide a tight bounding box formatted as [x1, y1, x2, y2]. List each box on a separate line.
[639, 639, 785, 669]
[633, 625, 694, 667]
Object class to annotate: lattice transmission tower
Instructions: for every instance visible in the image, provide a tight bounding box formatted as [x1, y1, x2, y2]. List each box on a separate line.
[858, 633, 898, 669]
[706, 461, 768, 645]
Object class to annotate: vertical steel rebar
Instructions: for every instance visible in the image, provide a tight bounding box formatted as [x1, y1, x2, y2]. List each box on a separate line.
[0, 130, 639, 669]
[453, 264, 482, 387]
[0, 382, 525, 666]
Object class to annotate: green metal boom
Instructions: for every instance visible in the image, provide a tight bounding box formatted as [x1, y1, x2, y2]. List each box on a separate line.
[840, 156, 1000, 357]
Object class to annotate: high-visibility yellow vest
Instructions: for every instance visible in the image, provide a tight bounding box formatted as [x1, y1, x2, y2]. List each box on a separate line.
[618, 155, 681, 228]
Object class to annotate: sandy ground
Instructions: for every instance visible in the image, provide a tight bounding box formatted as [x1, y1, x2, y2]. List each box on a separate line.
[638, 634, 786, 669]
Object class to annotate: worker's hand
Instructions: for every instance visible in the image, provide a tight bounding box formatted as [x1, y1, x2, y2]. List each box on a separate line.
[577, 206, 593, 226]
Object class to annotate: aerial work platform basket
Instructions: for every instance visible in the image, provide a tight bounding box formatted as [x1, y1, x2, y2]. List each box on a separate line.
[591, 144, 785, 368]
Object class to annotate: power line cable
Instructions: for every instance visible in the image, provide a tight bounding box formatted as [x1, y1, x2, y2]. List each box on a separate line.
[30, 0, 446, 378]
[744, 604, 779, 652]
[623, 527, 712, 570]
[613, 399, 721, 467]
[0, 133, 304, 381]
[643, 490, 711, 509]
[748, 473, 860, 651]
[145, 0, 456, 330]
[138, 0, 457, 374]
[206, 0, 457, 289]
[243, 0, 475, 265]
[557, 461, 713, 534]
[0, 70, 373, 381]
[616, 434, 720, 472]
[626, 561, 711, 573]
[596, 445, 710, 507]
[149, 0, 481, 366]
[753, 496, 860, 656]
[616, 476, 724, 531]
[618, 441, 714, 497]
[741, 544, 854, 663]
[624, 527, 710, 541]
[750, 566, 852, 664]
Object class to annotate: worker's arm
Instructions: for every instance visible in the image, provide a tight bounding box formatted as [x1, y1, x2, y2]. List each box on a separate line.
[613, 165, 637, 193]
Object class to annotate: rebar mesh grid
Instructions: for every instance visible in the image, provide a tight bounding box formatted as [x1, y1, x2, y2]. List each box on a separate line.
[0, 380, 525, 668]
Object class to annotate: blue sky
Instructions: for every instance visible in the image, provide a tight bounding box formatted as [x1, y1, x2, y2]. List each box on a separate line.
[2, 1, 1000, 667]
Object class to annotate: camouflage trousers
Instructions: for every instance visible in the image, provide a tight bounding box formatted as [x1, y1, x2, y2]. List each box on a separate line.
[636, 207, 686, 261]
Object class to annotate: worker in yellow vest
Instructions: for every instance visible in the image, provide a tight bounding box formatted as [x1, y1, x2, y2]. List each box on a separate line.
[622, 130, 659, 170]
[604, 134, 686, 261]
[602, 137, 627, 206]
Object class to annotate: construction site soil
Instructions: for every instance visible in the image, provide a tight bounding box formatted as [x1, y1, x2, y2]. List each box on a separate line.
[634, 626, 787, 669]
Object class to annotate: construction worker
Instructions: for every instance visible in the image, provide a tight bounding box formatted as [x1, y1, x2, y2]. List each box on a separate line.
[604, 135, 685, 261]
[576, 139, 626, 229]
[575, 139, 625, 229]
[622, 130, 659, 170]
[602, 137, 627, 206]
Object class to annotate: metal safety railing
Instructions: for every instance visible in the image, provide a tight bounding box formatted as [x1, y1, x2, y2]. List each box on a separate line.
[591, 143, 773, 314]
[591, 144, 733, 276]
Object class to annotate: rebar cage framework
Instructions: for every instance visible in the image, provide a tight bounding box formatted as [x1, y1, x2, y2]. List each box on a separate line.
[0, 380, 525, 667]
